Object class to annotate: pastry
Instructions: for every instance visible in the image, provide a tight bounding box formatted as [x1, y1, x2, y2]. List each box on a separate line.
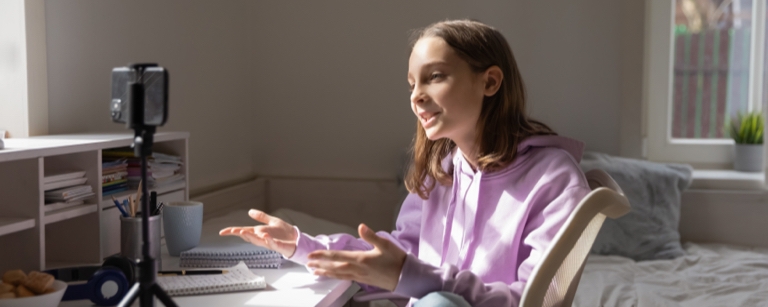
[14, 284, 34, 298]
[22, 271, 54, 294]
[2, 270, 26, 286]
[0, 283, 13, 294]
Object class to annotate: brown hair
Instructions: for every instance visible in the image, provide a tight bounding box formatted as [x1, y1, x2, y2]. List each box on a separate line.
[405, 19, 556, 199]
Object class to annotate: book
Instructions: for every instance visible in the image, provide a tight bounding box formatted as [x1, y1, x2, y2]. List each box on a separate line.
[43, 170, 86, 184]
[102, 186, 129, 196]
[103, 179, 128, 188]
[43, 177, 87, 191]
[44, 185, 92, 198]
[179, 233, 282, 269]
[179, 257, 283, 269]
[156, 261, 265, 296]
[155, 174, 185, 184]
[44, 200, 85, 212]
[152, 170, 176, 179]
[102, 164, 128, 174]
[102, 171, 128, 183]
[46, 192, 95, 202]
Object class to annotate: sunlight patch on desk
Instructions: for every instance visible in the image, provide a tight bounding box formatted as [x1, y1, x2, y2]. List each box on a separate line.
[245, 289, 326, 306]
[271, 272, 329, 289]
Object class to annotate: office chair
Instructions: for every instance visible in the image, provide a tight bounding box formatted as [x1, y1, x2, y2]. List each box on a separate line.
[519, 169, 630, 307]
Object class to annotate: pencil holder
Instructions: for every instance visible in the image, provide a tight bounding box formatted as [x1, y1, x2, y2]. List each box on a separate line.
[120, 215, 162, 270]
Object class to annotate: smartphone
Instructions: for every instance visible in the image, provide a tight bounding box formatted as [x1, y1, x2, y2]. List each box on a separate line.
[110, 65, 168, 126]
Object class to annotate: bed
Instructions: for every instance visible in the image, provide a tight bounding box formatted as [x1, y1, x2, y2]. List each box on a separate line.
[574, 243, 768, 306]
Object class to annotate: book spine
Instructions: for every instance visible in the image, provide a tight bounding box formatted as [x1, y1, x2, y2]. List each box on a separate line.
[102, 171, 128, 183]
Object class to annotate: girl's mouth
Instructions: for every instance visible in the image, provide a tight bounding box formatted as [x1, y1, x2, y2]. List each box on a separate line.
[419, 112, 440, 128]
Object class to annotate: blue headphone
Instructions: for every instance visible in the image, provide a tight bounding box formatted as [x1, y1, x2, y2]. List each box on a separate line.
[46, 255, 135, 306]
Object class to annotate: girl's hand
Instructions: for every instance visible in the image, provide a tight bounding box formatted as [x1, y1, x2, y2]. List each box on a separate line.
[306, 224, 406, 291]
[219, 209, 298, 258]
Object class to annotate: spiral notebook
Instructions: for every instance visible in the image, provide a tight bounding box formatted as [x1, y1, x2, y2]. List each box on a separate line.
[179, 234, 283, 269]
[157, 262, 266, 296]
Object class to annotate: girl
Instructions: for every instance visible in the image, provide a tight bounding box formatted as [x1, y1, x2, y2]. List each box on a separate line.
[220, 19, 591, 307]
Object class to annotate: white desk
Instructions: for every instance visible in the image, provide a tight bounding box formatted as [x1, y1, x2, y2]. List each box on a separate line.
[60, 212, 360, 307]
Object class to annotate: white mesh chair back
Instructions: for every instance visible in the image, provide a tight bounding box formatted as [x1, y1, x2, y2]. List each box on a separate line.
[519, 169, 630, 307]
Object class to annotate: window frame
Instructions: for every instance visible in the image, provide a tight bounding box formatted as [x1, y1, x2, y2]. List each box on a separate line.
[644, 0, 766, 169]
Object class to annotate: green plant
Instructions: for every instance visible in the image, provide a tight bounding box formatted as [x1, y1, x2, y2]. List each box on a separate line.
[728, 111, 764, 144]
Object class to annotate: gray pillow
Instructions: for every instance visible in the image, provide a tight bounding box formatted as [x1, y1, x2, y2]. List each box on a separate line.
[580, 152, 693, 261]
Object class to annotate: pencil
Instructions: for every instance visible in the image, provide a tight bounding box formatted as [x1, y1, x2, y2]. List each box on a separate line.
[128, 195, 135, 217]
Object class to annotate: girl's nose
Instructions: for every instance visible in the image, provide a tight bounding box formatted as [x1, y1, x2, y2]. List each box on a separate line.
[411, 85, 427, 104]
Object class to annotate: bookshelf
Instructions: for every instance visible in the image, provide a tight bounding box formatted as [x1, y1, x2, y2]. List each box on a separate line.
[0, 132, 189, 273]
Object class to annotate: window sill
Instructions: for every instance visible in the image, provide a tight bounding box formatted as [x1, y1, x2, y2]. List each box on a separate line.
[690, 169, 765, 191]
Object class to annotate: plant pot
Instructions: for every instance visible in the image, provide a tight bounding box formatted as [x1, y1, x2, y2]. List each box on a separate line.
[734, 144, 764, 172]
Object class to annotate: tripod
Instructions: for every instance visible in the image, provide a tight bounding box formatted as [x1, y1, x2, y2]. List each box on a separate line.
[117, 64, 177, 307]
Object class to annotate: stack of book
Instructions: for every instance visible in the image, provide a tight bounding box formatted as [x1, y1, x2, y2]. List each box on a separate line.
[150, 152, 185, 188]
[44, 171, 94, 212]
[102, 148, 185, 190]
[102, 158, 129, 196]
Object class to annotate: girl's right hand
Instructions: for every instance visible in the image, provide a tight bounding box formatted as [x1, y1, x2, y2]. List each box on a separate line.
[219, 209, 298, 258]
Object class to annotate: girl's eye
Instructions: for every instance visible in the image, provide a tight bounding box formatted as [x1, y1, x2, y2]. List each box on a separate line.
[430, 73, 444, 81]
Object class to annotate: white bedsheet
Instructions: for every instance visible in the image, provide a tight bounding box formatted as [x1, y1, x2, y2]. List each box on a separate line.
[574, 243, 768, 307]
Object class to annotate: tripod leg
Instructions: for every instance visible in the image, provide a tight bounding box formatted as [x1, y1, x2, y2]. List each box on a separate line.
[118, 283, 140, 307]
[151, 283, 178, 307]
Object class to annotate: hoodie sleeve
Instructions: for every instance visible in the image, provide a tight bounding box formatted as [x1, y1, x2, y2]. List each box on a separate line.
[287, 193, 423, 265]
[391, 186, 590, 307]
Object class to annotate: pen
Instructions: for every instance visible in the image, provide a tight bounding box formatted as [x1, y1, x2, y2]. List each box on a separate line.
[111, 196, 129, 217]
[123, 199, 132, 217]
[150, 191, 157, 216]
[136, 180, 143, 213]
[152, 202, 164, 216]
[157, 269, 228, 276]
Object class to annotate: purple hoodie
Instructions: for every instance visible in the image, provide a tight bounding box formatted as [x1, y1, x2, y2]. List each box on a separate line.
[288, 135, 591, 307]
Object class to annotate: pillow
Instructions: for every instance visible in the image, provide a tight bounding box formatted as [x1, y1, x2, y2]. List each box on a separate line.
[580, 152, 693, 261]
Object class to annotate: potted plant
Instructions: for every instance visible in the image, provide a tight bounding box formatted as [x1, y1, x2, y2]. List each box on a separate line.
[729, 111, 764, 172]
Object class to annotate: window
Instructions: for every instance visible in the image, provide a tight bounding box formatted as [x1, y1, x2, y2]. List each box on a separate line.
[645, 0, 766, 168]
[0, 0, 48, 138]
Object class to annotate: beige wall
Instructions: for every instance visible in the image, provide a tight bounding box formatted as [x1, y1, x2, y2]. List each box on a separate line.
[44, 0, 644, 194]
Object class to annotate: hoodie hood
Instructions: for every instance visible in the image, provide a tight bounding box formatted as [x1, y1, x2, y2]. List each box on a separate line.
[451, 134, 586, 178]
[516, 135, 585, 163]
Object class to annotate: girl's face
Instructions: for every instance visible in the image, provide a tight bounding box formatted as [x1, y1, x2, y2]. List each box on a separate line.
[408, 37, 486, 148]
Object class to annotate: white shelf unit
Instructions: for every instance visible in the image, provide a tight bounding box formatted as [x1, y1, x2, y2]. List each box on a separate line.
[0, 132, 189, 273]
[0, 218, 36, 236]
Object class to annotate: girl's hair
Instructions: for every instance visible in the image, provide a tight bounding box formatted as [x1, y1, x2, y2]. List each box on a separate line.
[405, 19, 556, 199]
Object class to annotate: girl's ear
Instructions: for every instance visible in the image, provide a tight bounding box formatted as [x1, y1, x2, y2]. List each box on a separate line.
[483, 66, 503, 97]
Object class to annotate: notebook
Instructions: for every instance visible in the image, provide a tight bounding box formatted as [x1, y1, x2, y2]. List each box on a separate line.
[179, 234, 283, 269]
[43, 177, 87, 191]
[157, 262, 266, 296]
[43, 170, 86, 184]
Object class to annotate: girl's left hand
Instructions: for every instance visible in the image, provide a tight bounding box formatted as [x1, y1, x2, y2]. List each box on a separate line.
[307, 223, 406, 292]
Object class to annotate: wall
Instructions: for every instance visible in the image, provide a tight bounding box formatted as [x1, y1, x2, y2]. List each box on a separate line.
[250, 1, 627, 179]
[44, 0, 638, 194]
[45, 1, 257, 192]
